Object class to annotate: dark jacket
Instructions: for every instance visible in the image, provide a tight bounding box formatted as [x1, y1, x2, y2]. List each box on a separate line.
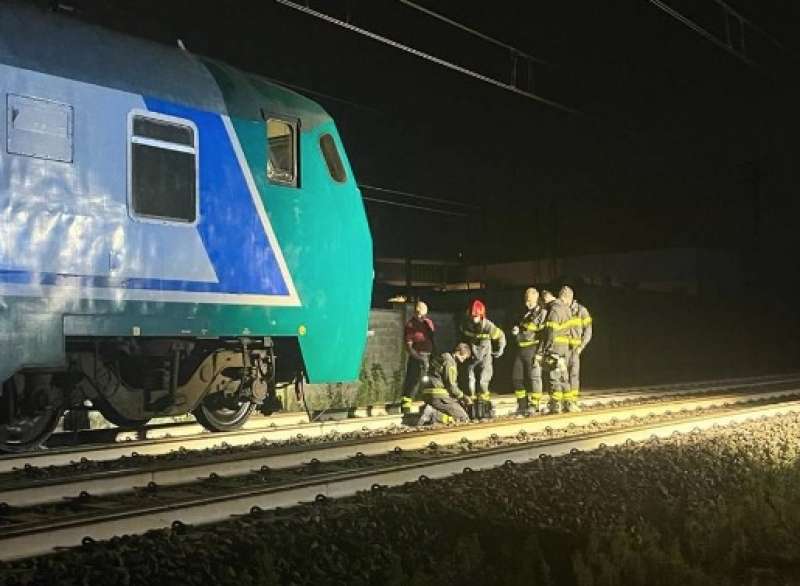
[460, 317, 506, 359]
[538, 299, 571, 357]
[568, 301, 593, 352]
[422, 352, 464, 399]
[515, 305, 546, 348]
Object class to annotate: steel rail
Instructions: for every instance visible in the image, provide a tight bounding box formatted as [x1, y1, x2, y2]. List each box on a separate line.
[1, 374, 798, 474]
[1, 397, 798, 561]
[1, 388, 797, 509]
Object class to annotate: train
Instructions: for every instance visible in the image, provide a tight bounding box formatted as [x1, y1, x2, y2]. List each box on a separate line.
[0, 2, 373, 451]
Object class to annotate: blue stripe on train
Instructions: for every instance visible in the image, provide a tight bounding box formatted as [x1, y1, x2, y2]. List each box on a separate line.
[0, 97, 291, 298]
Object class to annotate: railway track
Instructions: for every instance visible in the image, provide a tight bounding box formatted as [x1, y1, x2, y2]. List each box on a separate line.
[9, 373, 799, 475]
[0, 385, 798, 561]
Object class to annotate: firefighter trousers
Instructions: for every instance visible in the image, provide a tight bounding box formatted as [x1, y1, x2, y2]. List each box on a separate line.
[466, 353, 493, 396]
[543, 354, 569, 404]
[512, 346, 543, 406]
[417, 396, 470, 425]
[565, 350, 581, 403]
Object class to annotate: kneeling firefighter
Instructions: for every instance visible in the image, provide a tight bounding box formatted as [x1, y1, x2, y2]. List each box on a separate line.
[537, 289, 571, 414]
[460, 299, 506, 419]
[417, 343, 472, 425]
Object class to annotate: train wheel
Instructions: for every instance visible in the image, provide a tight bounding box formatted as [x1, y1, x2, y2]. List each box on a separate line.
[193, 393, 255, 432]
[0, 375, 64, 452]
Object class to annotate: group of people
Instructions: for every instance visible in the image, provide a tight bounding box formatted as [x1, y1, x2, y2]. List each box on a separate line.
[401, 286, 593, 425]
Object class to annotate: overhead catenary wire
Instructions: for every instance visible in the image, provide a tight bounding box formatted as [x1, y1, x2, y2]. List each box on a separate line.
[359, 183, 481, 211]
[648, 0, 755, 66]
[396, 0, 553, 67]
[273, 0, 579, 115]
[361, 195, 470, 217]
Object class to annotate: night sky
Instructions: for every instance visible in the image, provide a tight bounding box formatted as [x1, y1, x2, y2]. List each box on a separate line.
[44, 0, 800, 285]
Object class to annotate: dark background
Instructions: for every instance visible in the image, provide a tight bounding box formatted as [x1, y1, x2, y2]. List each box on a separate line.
[26, 0, 800, 381]
[32, 0, 800, 265]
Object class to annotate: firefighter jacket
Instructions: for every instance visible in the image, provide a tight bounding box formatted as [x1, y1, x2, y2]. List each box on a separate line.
[568, 301, 593, 352]
[422, 352, 464, 399]
[538, 299, 571, 357]
[460, 318, 506, 360]
[515, 305, 546, 348]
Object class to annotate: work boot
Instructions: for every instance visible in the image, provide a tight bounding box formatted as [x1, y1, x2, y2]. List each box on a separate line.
[515, 397, 529, 417]
[565, 400, 581, 413]
[548, 399, 563, 414]
[400, 396, 413, 415]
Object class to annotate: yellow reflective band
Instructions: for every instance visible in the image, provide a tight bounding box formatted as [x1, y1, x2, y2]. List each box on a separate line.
[401, 396, 413, 405]
[554, 336, 571, 344]
[527, 392, 543, 401]
[462, 330, 476, 338]
[582, 317, 592, 325]
[422, 388, 449, 397]
[524, 323, 544, 331]
[514, 389, 527, 399]
[563, 390, 580, 400]
[475, 333, 491, 340]
[518, 341, 536, 347]
[478, 392, 491, 400]
[550, 391, 564, 400]
[568, 338, 582, 347]
[490, 328, 502, 340]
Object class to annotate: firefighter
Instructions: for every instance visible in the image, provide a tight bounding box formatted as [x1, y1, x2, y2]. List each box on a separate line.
[536, 289, 571, 414]
[460, 299, 506, 419]
[417, 343, 472, 425]
[511, 287, 547, 416]
[559, 285, 593, 412]
[400, 301, 435, 414]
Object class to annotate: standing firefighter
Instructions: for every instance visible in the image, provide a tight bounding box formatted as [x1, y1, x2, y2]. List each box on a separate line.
[401, 301, 435, 414]
[511, 287, 547, 415]
[417, 343, 472, 425]
[461, 299, 506, 419]
[560, 286, 593, 412]
[537, 289, 571, 414]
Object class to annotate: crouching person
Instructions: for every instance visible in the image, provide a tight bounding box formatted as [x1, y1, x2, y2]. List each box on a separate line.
[417, 343, 472, 425]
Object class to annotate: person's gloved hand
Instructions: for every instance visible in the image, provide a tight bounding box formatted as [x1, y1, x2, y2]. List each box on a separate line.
[511, 325, 520, 336]
[492, 351, 503, 358]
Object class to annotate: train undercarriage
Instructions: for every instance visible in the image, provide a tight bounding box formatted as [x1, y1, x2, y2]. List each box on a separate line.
[0, 337, 291, 452]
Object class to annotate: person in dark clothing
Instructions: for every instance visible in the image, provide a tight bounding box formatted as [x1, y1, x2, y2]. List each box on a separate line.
[460, 299, 506, 419]
[537, 289, 571, 414]
[417, 343, 472, 425]
[511, 287, 547, 416]
[559, 285, 593, 412]
[401, 301, 435, 414]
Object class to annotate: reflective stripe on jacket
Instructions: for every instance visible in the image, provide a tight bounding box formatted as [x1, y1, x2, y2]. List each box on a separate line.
[567, 301, 593, 350]
[460, 318, 506, 359]
[515, 305, 546, 348]
[537, 299, 571, 357]
[423, 352, 464, 399]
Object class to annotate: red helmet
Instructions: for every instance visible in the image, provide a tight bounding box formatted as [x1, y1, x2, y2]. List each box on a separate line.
[469, 299, 486, 318]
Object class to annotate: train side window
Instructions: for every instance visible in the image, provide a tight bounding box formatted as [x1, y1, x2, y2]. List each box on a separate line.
[129, 113, 198, 224]
[266, 118, 297, 186]
[6, 94, 73, 163]
[319, 133, 347, 183]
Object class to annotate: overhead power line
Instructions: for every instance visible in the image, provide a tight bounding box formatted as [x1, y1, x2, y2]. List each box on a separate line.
[396, 0, 553, 67]
[273, 0, 579, 115]
[647, 0, 792, 69]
